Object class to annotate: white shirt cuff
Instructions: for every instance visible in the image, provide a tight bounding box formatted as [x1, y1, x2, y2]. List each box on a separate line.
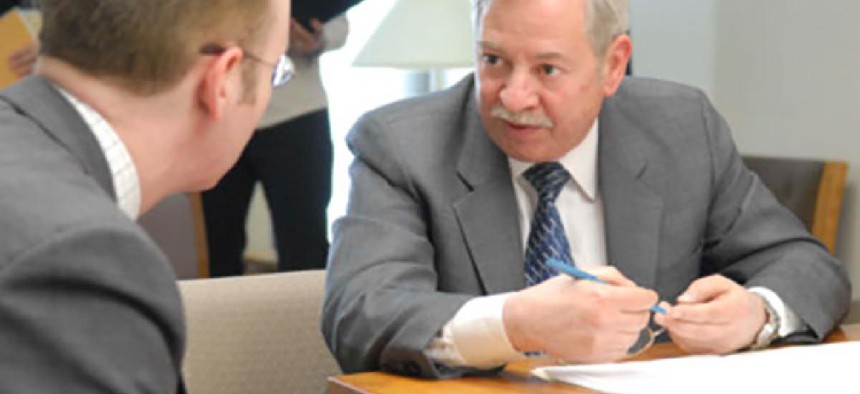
[425, 293, 525, 369]
[748, 287, 805, 337]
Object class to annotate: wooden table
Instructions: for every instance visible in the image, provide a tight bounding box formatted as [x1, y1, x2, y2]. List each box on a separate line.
[328, 324, 860, 393]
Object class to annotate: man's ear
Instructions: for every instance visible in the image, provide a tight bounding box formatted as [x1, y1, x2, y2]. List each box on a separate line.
[601, 34, 632, 97]
[199, 47, 244, 120]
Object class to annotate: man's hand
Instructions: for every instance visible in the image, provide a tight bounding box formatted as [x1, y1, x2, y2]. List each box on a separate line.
[654, 275, 767, 354]
[503, 267, 658, 364]
[289, 18, 324, 56]
[9, 43, 38, 77]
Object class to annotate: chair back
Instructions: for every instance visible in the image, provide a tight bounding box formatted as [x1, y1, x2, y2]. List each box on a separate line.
[138, 192, 209, 279]
[179, 270, 340, 394]
[743, 156, 848, 253]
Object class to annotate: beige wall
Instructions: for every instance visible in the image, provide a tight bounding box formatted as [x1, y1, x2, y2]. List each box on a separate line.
[714, 1, 860, 299]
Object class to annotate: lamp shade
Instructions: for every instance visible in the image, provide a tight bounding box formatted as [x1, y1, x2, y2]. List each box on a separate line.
[353, 0, 474, 70]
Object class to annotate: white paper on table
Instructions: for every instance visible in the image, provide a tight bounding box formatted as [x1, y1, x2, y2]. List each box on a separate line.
[532, 342, 860, 394]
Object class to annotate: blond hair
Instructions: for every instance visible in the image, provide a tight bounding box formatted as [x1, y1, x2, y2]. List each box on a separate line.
[40, 0, 272, 95]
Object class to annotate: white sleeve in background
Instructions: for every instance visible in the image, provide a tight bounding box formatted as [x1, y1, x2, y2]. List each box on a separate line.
[321, 15, 349, 52]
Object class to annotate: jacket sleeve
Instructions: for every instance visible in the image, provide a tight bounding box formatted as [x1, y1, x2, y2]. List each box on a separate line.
[697, 90, 851, 339]
[321, 113, 476, 379]
[0, 221, 185, 393]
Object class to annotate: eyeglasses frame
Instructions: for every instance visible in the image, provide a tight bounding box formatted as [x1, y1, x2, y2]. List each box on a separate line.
[199, 43, 294, 88]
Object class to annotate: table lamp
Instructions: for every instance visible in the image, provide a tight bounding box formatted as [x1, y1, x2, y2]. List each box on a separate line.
[352, 0, 474, 92]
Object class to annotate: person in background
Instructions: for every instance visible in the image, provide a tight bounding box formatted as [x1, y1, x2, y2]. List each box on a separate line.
[0, 0, 291, 391]
[0, 0, 22, 11]
[0, 0, 35, 16]
[322, 0, 850, 378]
[3, 0, 39, 78]
[203, 15, 348, 276]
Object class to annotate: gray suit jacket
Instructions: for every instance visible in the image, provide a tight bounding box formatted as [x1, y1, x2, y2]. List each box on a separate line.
[322, 76, 850, 378]
[0, 77, 185, 393]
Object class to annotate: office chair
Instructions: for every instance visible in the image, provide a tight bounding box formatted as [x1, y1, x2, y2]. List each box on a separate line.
[742, 156, 848, 254]
[179, 270, 340, 394]
[138, 192, 210, 279]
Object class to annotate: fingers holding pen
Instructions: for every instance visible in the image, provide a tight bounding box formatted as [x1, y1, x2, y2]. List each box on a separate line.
[586, 265, 638, 287]
[561, 265, 660, 316]
[655, 275, 767, 354]
[504, 274, 657, 361]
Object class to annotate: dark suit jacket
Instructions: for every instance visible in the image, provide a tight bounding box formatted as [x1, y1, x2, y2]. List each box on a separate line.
[322, 76, 851, 378]
[0, 77, 185, 393]
[1, 0, 20, 14]
[292, 0, 362, 29]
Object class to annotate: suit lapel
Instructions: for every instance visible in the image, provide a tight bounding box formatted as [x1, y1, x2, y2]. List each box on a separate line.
[598, 105, 663, 289]
[446, 78, 666, 293]
[0, 76, 116, 200]
[452, 89, 524, 294]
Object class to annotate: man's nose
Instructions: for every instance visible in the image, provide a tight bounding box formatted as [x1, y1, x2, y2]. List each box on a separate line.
[499, 70, 539, 113]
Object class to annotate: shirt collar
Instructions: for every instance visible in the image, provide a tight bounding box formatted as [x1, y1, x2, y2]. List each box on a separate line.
[55, 86, 142, 219]
[509, 119, 599, 200]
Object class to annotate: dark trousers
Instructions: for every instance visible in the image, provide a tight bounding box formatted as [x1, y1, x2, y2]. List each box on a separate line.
[202, 109, 333, 276]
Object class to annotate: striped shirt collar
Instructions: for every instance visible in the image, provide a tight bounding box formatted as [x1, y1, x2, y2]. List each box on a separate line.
[56, 86, 141, 219]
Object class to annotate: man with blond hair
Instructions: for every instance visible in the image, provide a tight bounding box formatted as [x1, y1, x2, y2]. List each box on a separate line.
[323, 0, 850, 378]
[0, 0, 292, 391]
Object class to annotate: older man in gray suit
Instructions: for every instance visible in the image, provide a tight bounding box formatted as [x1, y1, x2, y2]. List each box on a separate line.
[0, 0, 292, 392]
[323, 0, 850, 379]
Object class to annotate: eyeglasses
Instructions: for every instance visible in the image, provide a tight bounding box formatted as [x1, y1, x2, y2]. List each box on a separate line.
[545, 316, 664, 365]
[535, 259, 668, 363]
[625, 321, 666, 359]
[199, 43, 294, 88]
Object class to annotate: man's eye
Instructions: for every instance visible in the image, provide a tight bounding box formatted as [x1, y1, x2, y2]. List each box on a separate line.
[482, 54, 501, 66]
[541, 64, 559, 76]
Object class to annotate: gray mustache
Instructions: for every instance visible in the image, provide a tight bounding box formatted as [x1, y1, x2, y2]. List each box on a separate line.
[490, 105, 554, 129]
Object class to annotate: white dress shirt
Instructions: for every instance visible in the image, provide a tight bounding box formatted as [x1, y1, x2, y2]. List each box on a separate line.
[427, 120, 803, 369]
[57, 87, 141, 219]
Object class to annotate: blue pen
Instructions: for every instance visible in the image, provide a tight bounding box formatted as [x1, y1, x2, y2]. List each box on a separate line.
[547, 258, 666, 315]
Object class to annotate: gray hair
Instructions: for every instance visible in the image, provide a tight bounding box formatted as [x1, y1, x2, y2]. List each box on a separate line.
[473, 0, 629, 56]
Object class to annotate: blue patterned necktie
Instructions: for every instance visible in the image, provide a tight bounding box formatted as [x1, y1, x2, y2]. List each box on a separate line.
[523, 162, 573, 286]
